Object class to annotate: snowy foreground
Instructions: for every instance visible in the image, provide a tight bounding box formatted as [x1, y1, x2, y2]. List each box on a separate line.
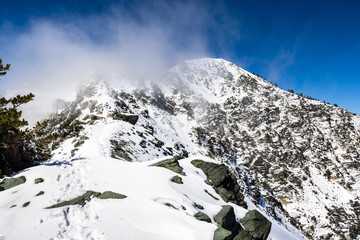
[0, 156, 303, 240]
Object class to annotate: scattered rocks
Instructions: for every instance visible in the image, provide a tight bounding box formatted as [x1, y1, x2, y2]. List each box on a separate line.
[10, 205, 16, 208]
[170, 175, 183, 184]
[192, 160, 247, 208]
[34, 178, 44, 184]
[194, 211, 212, 223]
[23, 201, 30, 207]
[0, 176, 26, 191]
[150, 156, 185, 175]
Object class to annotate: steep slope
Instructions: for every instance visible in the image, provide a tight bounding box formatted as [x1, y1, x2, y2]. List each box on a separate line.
[8, 58, 360, 239]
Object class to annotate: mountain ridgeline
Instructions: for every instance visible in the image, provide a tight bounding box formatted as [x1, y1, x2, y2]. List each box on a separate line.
[33, 58, 360, 239]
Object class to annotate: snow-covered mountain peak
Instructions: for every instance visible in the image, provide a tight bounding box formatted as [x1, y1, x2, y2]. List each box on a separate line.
[3, 58, 360, 240]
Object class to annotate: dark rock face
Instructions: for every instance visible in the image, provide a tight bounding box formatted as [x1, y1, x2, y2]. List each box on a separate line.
[213, 206, 271, 240]
[214, 206, 237, 231]
[213, 205, 241, 239]
[194, 211, 212, 223]
[113, 113, 139, 125]
[46, 190, 127, 208]
[0, 176, 26, 191]
[238, 210, 272, 240]
[170, 175, 183, 184]
[150, 156, 185, 175]
[191, 160, 247, 208]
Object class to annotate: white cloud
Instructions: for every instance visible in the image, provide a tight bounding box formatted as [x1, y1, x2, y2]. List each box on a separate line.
[0, 1, 242, 125]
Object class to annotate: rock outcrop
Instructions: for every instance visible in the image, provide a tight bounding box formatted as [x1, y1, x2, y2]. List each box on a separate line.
[213, 206, 271, 240]
[150, 156, 185, 175]
[235, 210, 272, 240]
[46, 190, 127, 208]
[0, 176, 26, 191]
[192, 160, 247, 208]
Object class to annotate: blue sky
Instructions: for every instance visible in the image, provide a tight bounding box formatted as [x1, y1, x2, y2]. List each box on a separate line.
[1, 0, 359, 115]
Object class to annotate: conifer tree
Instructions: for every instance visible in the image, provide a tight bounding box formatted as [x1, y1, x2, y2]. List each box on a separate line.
[0, 58, 35, 176]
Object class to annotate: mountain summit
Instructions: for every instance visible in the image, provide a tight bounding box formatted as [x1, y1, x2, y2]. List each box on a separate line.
[1, 58, 360, 240]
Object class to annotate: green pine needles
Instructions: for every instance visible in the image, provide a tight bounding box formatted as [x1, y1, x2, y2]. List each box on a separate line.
[0, 93, 35, 145]
[0, 58, 36, 176]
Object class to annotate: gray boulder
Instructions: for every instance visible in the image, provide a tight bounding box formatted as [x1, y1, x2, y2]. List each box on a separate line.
[98, 191, 127, 199]
[194, 211, 212, 223]
[191, 160, 247, 208]
[213, 227, 232, 240]
[0, 176, 26, 191]
[150, 156, 185, 175]
[238, 210, 272, 240]
[170, 175, 183, 184]
[214, 205, 237, 231]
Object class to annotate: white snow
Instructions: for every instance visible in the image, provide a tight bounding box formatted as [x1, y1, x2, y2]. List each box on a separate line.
[0, 155, 302, 239]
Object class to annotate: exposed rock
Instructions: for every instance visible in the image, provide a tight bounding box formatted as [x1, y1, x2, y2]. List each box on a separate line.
[192, 160, 247, 208]
[239, 210, 272, 240]
[34, 178, 44, 184]
[165, 203, 177, 209]
[0, 176, 26, 191]
[205, 189, 220, 200]
[113, 113, 139, 125]
[46, 190, 127, 208]
[170, 175, 183, 184]
[110, 139, 133, 161]
[213, 227, 232, 240]
[193, 202, 204, 210]
[23, 201, 30, 207]
[35, 191, 45, 196]
[234, 230, 252, 240]
[213, 205, 243, 239]
[46, 190, 101, 208]
[194, 211, 211, 223]
[98, 191, 127, 199]
[150, 156, 185, 175]
[10, 205, 16, 208]
[214, 205, 237, 231]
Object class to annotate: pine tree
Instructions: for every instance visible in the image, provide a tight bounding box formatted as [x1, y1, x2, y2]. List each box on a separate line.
[0, 93, 35, 145]
[0, 58, 35, 176]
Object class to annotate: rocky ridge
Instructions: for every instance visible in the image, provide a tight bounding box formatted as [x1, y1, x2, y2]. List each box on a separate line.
[29, 58, 360, 239]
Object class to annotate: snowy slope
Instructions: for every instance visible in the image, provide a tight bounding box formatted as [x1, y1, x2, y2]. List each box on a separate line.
[0, 156, 303, 240]
[2, 58, 360, 240]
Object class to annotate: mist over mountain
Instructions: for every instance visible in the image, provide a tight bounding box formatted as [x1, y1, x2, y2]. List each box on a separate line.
[1, 58, 359, 240]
